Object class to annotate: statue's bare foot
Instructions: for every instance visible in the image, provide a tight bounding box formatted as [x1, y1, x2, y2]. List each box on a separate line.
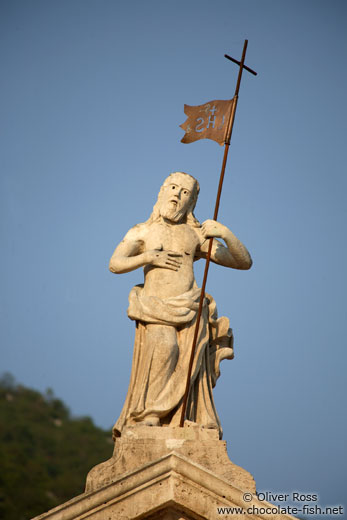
[142, 415, 160, 426]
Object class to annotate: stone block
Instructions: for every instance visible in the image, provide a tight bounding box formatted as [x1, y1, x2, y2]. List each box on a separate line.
[32, 425, 297, 520]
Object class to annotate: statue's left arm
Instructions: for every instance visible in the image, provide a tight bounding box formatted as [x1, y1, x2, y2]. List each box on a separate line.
[199, 219, 252, 270]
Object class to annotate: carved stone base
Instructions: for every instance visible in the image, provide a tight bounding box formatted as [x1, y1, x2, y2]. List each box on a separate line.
[86, 423, 255, 494]
[32, 424, 296, 520]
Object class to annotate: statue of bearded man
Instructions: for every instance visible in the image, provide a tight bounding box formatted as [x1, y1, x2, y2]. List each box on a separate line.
[109, 172, 252, 439]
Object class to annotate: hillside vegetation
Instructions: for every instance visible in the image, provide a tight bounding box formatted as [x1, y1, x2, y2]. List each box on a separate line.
[0, 373, 113, 520]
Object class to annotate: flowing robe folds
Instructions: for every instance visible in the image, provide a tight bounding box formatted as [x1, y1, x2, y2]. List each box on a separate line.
[113, 285, 234, 439]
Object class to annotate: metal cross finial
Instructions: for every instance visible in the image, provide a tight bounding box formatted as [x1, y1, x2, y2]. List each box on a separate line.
[224, 54, 257, 76]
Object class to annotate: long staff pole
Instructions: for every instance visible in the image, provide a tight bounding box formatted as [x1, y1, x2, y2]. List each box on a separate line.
[179, 39, 250, 428]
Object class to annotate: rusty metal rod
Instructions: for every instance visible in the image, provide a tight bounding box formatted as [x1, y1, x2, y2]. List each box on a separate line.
[179, 39, 250, 428]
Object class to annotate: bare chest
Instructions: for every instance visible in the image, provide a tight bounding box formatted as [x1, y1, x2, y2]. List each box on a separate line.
[145, 223, 200, 256]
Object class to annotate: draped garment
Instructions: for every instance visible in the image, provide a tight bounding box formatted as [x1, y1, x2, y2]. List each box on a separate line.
[112, 285, 234, 439]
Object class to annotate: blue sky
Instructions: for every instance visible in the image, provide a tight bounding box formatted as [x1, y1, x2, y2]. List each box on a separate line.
[1, 0, 346, 515]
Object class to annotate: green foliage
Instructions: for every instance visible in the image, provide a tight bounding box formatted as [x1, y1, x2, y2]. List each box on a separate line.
[0, 373, 113, 520]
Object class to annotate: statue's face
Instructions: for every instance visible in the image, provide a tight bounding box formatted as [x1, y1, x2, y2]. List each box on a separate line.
[160, 173, 196, 223]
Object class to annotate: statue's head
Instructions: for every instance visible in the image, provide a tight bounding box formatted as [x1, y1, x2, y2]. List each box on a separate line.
[148, 172, 200, 227]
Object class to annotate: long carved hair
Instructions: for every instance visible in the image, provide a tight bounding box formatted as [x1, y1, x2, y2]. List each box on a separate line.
[146, 172, 200, 228]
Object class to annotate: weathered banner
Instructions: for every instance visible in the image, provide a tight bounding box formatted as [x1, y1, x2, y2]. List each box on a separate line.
[180, 99, 233, 145]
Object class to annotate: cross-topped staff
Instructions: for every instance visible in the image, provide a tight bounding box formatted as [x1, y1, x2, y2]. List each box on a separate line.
[179, 39, 257, 427]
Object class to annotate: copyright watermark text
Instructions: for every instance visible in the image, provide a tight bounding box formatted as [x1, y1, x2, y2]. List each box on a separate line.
[216, 491, 344, 516]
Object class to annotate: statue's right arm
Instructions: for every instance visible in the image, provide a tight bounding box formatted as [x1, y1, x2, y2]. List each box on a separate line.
[109, 225, 183, 274]
[109, 226, 149, 274]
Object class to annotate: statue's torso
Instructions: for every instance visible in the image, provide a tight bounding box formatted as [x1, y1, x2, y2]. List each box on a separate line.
[142, 222, 202, 299]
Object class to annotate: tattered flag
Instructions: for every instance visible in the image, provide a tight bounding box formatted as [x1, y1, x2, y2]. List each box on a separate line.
[180, 99, 233, 145]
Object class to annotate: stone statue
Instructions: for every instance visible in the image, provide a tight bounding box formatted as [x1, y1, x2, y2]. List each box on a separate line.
[109, 172, 252, 439]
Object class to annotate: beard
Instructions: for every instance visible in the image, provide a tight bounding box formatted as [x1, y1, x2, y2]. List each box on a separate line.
[160, 202, 187, 223]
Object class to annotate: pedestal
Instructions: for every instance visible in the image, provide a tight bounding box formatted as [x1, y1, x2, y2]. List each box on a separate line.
[32, 424, 296, 520]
